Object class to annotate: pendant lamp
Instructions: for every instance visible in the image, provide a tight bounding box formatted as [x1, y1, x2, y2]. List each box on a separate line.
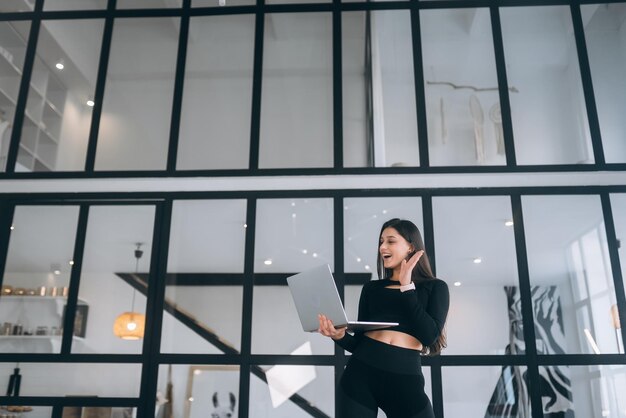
[113, 243, 146, 340]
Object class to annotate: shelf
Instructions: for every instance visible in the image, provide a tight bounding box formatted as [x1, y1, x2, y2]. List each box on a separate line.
[0, 295, 87, 303]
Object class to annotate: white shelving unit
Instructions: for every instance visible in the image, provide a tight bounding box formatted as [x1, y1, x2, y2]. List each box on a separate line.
[0, 294, 88, 353]
[0, 20, 67, 172]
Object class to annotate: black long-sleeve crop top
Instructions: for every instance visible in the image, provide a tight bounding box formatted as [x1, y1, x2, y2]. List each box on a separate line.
[335, 278, 449, 353]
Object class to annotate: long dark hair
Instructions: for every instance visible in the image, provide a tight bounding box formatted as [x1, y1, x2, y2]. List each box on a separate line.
[376, 218, 447, 356]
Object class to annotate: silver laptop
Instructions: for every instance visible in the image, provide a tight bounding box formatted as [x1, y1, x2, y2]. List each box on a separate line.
[287, 264, 398, 332]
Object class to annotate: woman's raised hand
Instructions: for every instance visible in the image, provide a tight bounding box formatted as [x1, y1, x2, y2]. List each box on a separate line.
[399, 250, 424, 286]
[318, 314, 346, 340]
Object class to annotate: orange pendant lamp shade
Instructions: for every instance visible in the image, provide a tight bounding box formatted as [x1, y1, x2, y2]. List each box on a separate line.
[113, 311, 146, 340]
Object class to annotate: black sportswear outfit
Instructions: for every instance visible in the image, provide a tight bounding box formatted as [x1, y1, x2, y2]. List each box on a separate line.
[335, 278, 449, 418]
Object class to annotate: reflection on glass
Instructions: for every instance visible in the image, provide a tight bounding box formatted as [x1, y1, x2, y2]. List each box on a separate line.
[157, 364, 240, 418]
[422, 9, 503, 167]
[434, 196, 518, 355]
[0, 206, 79, 354]
[342, 11, 419, 168]
[74, 206, 155, 354]
[117, 0, 183, 7]
[18, 20, 104, 172]
[44, 0, 107, 10]
[523, 195, 620, 355]
[0, 21, 31, 172]
[0, 362, 141, 397]
[582, 4, 626, 163]
[259, 13, 333, 169]
[344, 197, 423, 273]
[249, 365, 334, 417]
[501, 6, 593, 165]
[177, 15, 254, 170]
[95, 18, 179, 171]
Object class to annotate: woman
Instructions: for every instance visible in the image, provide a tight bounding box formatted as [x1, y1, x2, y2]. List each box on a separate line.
[318, 218, 449, 418]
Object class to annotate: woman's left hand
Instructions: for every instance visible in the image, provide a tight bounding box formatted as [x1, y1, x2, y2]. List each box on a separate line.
[399, 250, 424, 286]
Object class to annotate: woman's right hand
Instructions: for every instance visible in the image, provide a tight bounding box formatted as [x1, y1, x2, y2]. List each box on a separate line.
[318, 314, 346, 340]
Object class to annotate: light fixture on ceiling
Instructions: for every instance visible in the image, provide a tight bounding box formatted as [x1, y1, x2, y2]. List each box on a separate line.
[302, 249, 308, 254]
[55, 61, 64, 70]
[51, 263, 61, 276]
[454, 281, 462, 287]
[473, 258, 482, 264]
[10, 225, 14, 230]
[356, 257, 361, 263]
[86, 100, 95, 107]
[69, 260, 74, 266]
[364, 265, 371, 271]
[505, 220, 514, 227]
[312, 253, 318, 258]
[264, 259, 272, 265]
[113, 243, 146, 340]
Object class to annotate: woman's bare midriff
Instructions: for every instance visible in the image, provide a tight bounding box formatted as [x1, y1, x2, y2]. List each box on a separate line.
[364, 330, 423, 351]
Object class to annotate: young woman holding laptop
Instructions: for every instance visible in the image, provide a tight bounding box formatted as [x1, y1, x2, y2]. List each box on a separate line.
[318, 218, 449, 418]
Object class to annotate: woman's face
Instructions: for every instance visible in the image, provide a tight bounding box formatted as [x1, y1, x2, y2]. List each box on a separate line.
[379, 227, 414, 270]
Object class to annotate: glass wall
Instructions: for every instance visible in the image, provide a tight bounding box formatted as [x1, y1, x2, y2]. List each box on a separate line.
[0, 191, 624, 416]
[2, 3, 624, 173]
[1, 1, 626, 417]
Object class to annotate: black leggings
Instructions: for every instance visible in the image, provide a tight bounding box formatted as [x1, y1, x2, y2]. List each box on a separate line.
[339, 336, 435, 418]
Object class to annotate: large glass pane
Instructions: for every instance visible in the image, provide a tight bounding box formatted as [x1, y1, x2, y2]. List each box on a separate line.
[95, 18, 179, 171]
[17, 19, 105, 172]
[344, 197, 423, 274]
[157, 364, 239, 418]
[434, 196, 519, 355]
[501, 6, 593, 165]
[610, 193, 626, 354]
[249, 365, 334, 417]
[73, 206, 155, 354]
[0, 21, 31, 172]
[0, 206, 79, 354]
[422, 9, 504, 167]
[259, 13, 333, 169]
[582, 4, 626, 163]
[444, 366, 531, 418]
[161, 200, 247, 354]
[523, 195, 620, 355]
[44, 0, 107, 10]
[342, 11, 419, 168]
[541, 364, 626, 417]
[252, 198, 334, 354]
[0, 362, 141, 397]
[177, 15, 254, 170]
